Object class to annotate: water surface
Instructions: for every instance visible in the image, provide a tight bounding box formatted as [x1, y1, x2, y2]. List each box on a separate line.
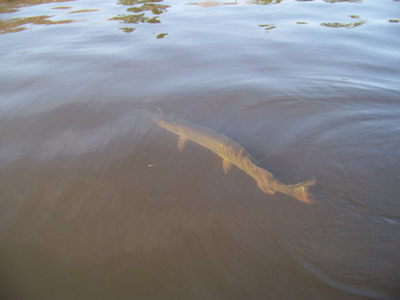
[1, 0, 400, 299]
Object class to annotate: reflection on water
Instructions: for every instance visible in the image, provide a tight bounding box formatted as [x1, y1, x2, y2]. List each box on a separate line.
[0, 0, 378, 35]
[321, 14, 366, 29]
[0, 0, 72, 13]
[259, 23, 276, 31]
[250, 0, 282, 4]
[156, 32, 168, 38]
[51, 6, 73, 10]
[68, 9, 99, 14]
[0, 0, 74, 34]
[321, 20, 366, 29]
[324, 0, 361, 2]
[0, 15, 74, 34]
[187, 0, 283, 6]
[187, 1, 237, 7]
[110, 0, 170, 33]
[296, 0, 361, 2]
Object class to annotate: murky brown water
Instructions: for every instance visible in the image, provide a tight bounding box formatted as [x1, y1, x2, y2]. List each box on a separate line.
[1, 0, 400, 299]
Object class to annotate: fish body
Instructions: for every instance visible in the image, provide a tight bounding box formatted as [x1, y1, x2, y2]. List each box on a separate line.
[152, 115, 316, 203]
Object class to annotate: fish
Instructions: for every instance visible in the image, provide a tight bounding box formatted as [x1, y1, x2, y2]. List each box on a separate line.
[152, 114, 316, 203]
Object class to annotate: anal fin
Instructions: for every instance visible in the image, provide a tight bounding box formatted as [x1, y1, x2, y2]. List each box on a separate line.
[222, 158, 232, 174]
[177, 135, 187, 151]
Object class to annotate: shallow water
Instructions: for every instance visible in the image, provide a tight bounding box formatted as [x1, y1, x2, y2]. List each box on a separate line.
[1, 0, 400, 299]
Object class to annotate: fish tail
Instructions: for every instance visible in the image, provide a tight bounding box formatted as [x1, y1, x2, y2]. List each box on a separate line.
[288, 177, 316, 204]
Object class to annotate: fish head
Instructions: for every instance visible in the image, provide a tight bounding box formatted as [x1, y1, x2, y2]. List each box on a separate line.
[151, 115, 182, 134]
[151, 114, 165, 127]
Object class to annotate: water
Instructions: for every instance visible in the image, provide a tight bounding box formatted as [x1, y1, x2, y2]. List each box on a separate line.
[1, 0, 400, 299]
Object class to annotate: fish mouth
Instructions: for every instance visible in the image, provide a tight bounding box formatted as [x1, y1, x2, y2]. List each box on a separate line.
[151, 115, 162, 124]
[151, 115, 169, 129]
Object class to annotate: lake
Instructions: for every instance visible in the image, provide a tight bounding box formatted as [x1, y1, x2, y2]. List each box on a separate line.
[0, 0, 400, 299]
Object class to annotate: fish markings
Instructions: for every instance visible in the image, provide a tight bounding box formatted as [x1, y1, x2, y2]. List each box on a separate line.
[152, 115, 316, 203]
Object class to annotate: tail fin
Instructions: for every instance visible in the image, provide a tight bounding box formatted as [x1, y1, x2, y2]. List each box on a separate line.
[288, 177, 316, 204]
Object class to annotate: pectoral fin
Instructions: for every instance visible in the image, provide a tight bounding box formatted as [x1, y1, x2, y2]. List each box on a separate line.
[222, 158, 232, 174]
[177, 135, 188, 151]
[257, 182, 275, 195]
